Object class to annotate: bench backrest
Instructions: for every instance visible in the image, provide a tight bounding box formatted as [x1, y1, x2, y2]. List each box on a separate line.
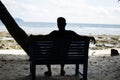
[29, 36, 90, 64]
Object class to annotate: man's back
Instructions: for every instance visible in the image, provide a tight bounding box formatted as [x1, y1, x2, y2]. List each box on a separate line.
[48, 30, 79, 39]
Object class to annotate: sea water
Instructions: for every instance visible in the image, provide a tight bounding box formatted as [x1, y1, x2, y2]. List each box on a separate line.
[0, 22, 120, 35]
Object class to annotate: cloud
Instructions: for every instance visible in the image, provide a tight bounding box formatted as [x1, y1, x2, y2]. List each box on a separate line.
[1, 0, 120, 24]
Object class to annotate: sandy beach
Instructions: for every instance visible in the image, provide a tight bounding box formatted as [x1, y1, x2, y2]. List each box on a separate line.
[0, 49, 120, 80]
[0, 32, 120, 80]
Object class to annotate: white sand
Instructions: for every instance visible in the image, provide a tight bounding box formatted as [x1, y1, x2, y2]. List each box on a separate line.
[0, 49, 120, 80]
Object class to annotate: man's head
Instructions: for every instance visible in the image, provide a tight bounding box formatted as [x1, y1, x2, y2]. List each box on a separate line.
[57, 17, 66, 31]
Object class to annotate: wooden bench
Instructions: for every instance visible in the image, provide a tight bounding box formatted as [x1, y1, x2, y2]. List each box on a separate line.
[29, 36, 90, 80]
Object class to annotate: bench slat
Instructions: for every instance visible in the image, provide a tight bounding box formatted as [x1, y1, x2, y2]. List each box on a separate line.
[29, 40, 89, 61]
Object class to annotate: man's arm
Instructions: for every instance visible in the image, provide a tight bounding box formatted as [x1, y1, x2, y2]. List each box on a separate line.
[88, 36, 96, 44]
[72, 31, 96, 44]
[78, 34, 96, 44]
[0, 1, 29, 53]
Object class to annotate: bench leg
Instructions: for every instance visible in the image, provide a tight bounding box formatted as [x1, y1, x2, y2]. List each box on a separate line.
[75, 64, 79, 75]
[83, 63, 88, 80]
[30, 62, 36, 80]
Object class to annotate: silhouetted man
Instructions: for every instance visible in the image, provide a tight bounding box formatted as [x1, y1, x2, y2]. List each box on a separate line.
[45, 17, 96, 76]
[0, 1, 95, 76]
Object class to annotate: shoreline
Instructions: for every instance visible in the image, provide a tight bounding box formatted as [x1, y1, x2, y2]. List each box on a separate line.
[0, 31, 120, 50]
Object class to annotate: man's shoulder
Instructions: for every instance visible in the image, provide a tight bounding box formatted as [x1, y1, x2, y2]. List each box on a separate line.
[67, 30, 76, 33]
[49, 30, 58, 35]
[66, 30, 77, 35]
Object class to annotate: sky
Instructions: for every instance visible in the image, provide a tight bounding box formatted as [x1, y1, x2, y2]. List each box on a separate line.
[1, 0, 120, 24]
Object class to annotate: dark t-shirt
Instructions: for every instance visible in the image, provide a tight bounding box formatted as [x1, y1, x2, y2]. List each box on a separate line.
[46, 30, 80, 60]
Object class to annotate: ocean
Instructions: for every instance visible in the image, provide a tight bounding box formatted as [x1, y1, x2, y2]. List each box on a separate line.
[0, 22, 120, 35]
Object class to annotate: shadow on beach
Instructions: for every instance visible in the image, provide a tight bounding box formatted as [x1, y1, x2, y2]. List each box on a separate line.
[0, 53, 120, 80]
